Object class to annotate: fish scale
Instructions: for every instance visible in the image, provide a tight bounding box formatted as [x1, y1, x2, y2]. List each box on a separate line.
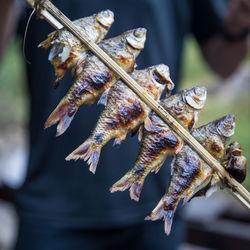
[45, 28, 147, 136]
[146, 114, 236, 235]
[66, 64, 174, 174]
[110, 86, 207, 201]
[39, 10, 114, 88]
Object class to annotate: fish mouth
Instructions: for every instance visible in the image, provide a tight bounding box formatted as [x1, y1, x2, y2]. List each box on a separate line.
[216, 114, 235, 138]
[96, 10, 114, 28]
[182, 86, 207, 110]
[126, 28, 147, 49]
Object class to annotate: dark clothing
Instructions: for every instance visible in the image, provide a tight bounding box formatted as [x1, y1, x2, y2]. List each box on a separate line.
[15, 219, 185, 250]
[15, 0, 225, 248]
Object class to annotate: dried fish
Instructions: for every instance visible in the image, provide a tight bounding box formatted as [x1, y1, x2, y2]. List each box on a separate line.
[225, 142, 247, 183]
[66, 64, 174, 173]
[45, 28, 147, 136]
[145, 114, 235, 235]
[39, 10, 114, 88]
[110, 86, 207, 201]
[195, 141, 247, 198]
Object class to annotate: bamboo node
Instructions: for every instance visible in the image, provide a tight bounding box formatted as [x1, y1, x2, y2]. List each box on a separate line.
[34, 0, 47, 19]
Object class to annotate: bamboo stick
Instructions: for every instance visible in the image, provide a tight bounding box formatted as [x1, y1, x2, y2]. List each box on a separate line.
[25, 0, 250, 211]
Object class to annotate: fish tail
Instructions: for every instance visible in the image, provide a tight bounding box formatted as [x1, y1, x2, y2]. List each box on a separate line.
[110, 173, 135, 192]
[38, 36, 53, 49]
[66, 139, 101, 174]
[110, 173, 143, 201]
[145, 198, 177, 235]
[130, 181, 143, 201]
[45, 98, 77, 136]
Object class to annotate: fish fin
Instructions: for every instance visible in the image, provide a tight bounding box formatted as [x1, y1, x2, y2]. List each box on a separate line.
[129, 181, 143, 201]
[54, 76, 63, 89]
[110, 172, 135, 193]
[144, 115, 162, 133]
[113, 134, 127, 146]
[111, 169, 145, 201]
[71, 53, 87, 78]
[176, 141, 184, 154]
[145, 199, 176, 235]
[144, 117, 154, 132]
[138, 126, 143, 142]
[131, 124, 142, 138]
[97, 88, 110, 106]
[45, 99, 77, 136]
[66, 139, 101, 174]
[151, 159, 166, 174]
[182, 192, 195, 206]
[205, 183, 221, 198]
[191, 184, 211, 200]
[38, 32, 55, 49]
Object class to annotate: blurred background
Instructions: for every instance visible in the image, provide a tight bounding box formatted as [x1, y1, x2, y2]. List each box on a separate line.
[0, 32, 249, 249]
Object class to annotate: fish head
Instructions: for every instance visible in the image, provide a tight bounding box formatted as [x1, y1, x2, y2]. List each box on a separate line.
[153, 64, 175, 96]
[216, 114, 235, 138]
[126, 28, 147, 50]
[182, 86, 207, 111]
[226, 142, 242, 156]
[96, 10, 114, 29]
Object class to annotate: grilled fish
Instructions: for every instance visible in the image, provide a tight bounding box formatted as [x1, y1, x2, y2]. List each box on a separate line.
[66, 64, 174, 174]
[194, 141, 247, 198]
[110, 86, 207, 201]
[39, 10, 114, 88]
[225, 142, 247, 183]
[45, 28, 147, 136]
[145, 114, 235, 235]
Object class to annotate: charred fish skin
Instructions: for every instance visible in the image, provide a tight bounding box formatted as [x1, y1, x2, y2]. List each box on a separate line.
[45, 28, 147, 136]
[145, 145, 212, 235]
[192, 114, 235, 162]
[110, 86, 207, 201]
[225, 142, 247, 183]
[39, 10, 114, 88]
[146, 114, 235, 235]
[66, 64, 174, 174]
[190, 141, 247, 200]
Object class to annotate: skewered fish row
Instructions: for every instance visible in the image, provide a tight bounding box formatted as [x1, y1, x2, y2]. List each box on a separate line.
[66, 64, 174, 173]
[110, 86, 207, 201]
[145, 115, 237, 235]
[39, 10, 114, 88]
[40, 10, 248, 236]
[45, 28, 147, 136]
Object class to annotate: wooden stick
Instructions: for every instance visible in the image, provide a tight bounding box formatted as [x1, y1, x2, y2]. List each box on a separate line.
[25, 0, 250, 211]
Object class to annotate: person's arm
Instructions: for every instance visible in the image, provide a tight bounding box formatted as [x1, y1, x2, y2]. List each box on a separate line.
[201, 0, 250, 78]
[0, 0, 18, 60]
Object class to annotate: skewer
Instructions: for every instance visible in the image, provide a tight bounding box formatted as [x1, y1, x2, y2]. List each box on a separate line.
[25, 0, 250, 211]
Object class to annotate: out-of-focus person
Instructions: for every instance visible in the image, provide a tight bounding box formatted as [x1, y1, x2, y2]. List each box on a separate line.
[0, 0, 249, 249]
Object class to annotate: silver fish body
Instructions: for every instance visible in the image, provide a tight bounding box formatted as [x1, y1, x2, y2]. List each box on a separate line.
[110, 86, 207, 201]
[45, 28, 147, 136]
[66, 64, 174, 174]
[146, 114, 235, 235]
[39, 10, 114, 88]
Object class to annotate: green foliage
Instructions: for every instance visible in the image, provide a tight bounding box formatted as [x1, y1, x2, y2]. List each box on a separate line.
[0, 39, 28, 127]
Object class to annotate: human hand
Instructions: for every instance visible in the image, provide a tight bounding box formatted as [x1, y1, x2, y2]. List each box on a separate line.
[223, 0, 250, 36]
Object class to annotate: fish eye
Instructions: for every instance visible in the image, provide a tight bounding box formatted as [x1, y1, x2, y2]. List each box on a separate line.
[133, 30, 141, 38]
[96, 10, 114, 27]
[217, 115, 235, 137]
[103, 10, 111, 17]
